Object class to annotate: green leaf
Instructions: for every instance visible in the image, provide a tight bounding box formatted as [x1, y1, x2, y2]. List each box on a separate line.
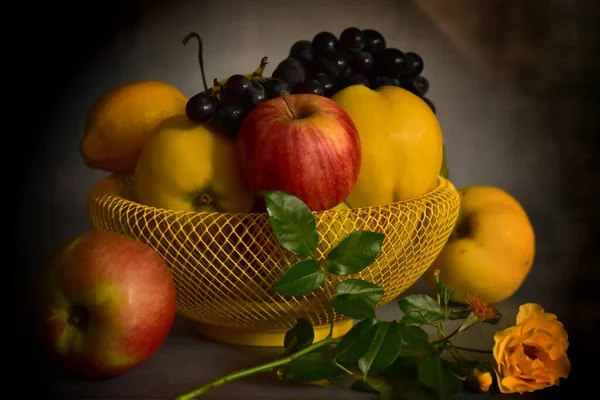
[417, 356, 464, 400]
[335, 319, 378, 364]
[272, 259, 324, 297]
[398, 294, 445, 325]
[284, 351, 342, 382]
[331, 279, 384, 320]
[448, 309, 471, 320]
[381, 356, 419, 378]
[326, 231, 384, 275]
[284, 317, 314, 355]
[484, 311, 503, 325]
[458, 311, 479, 333]
[358, 321, 403, 377]
[396, 379, 439, 400]
[350, 377, 393, 399]
[433, 271, 454, 308]
[399, 325, 435, 357]
[263, 190, 318, 258]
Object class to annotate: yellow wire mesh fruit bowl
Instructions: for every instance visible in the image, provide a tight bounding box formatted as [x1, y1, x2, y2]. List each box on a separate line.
[87, 173, 460, 347]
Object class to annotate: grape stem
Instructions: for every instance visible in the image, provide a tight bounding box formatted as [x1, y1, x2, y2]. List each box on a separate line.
[250, 57, 269, 79]
[279, 91, 297, 119]
[182, 32, 209, 92]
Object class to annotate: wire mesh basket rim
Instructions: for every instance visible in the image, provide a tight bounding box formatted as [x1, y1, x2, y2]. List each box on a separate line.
[90, 174, 454, 218]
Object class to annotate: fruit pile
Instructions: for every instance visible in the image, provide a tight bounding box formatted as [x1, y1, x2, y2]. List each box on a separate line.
[185, 27, 435, 138]
[40, 27, 536, 384]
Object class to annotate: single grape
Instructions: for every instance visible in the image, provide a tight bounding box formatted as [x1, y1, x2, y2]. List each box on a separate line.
[185, 92, 218, 123]
[338, 73, 370, 90]
[381, 48, 406, 76]
[262, 77, 291, 99]
[272, 58, 306, 88]
[224, 74, 252, 102]
[315, 51, 348, 78]
[371, 75, 400, 89]
[312, 31, 339, 55]
[294, 79, 325, 96]
[242, 81, 267, 112]
[404, 76, 429, 96]
[363, 29, 386, 53]
[215, 101, 246, 137]
[404, 52, 424, 77]
[339, 27, 365, 52]
[422, 97, 436, 114]
[289, 40, 314, 66]
[349, 51, 375, 75]
[312, 72, 337, 97]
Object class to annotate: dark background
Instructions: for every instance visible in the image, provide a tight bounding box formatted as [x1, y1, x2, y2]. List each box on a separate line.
[12, 0, 598, 398]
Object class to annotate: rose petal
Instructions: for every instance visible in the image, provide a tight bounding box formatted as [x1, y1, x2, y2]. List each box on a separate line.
[516, 303, 546, 325]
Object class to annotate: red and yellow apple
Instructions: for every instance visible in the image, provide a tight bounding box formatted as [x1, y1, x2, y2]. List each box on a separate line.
[37, 231, 177, 379]
[236, 93, 362, 212]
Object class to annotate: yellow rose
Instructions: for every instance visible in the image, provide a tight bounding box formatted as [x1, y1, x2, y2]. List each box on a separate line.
[467, 368, 493, 392]
[492, 303, 571, 394]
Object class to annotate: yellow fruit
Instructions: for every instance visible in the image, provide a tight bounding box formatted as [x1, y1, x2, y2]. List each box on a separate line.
[321, 201, 353, 250]
[331, 85, 444, 208]
[423, 185, 536, 304]
[81, 81, 188, 174]
[132, 115, 255, 213]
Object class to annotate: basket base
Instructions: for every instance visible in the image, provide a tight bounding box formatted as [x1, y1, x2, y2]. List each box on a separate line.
[195, 319, 354, 347]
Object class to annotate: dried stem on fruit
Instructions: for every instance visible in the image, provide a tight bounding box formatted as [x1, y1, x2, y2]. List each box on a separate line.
[182, 32, 209, 92]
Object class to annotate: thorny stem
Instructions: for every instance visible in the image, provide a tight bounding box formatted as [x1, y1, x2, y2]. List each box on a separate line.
[432, 326, 461, 345]
[182, 32, 209, 92]
[321, 275, 335, 338]
[175, 337, 339, 400]
[453, 345, 494, 354]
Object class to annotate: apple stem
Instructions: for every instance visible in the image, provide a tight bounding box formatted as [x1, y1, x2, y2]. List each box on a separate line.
[182, 32, 209, 92]
[174, 337, 339, 400]
[279, 91, 297, 119]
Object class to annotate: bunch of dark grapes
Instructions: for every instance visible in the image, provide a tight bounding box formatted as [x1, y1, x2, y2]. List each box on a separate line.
[185, 57, 276, 137]
[183, 28, 437, 140]
[273, 27, 436, 113]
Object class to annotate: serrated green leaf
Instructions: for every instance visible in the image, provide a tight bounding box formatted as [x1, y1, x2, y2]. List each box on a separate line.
[434, 271, 454, 308]
[272, 259, 324, 297]
[399, 325, 434, 357]
[448, 309, 471, 320]
[326, 231, 384, 275]
[483, 311, 503, 325]
[398, 294, 445, 325]
[331, 294, 377, 320]
[263, 190, 318, 258]
[350, 377, 393, 399]
[381, 355, 419, 378]
[284, 317, 314, 355]
[331, 279, 384, 320]
[284, 351, 342, 382]
[335, 319, 378, 364]
[396, 379, 439, 400]
[417, 356, 464, 400]
[358, 321, 403, 377]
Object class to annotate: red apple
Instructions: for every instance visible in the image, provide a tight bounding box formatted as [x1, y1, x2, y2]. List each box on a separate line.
[236, 93, 361, 212]
[36, 231, 177, 379]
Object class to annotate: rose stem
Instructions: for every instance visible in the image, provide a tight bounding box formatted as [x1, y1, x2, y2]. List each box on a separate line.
[174, 337, 339, 400]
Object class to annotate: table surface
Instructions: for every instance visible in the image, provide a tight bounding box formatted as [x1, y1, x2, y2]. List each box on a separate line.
[21, 0, 591, 398]
[47, 280, 563, 400]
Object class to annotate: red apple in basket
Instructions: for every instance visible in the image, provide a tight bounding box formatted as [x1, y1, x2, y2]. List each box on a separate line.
[36, 231, 177, 379]
[236, 93, 362, 212]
